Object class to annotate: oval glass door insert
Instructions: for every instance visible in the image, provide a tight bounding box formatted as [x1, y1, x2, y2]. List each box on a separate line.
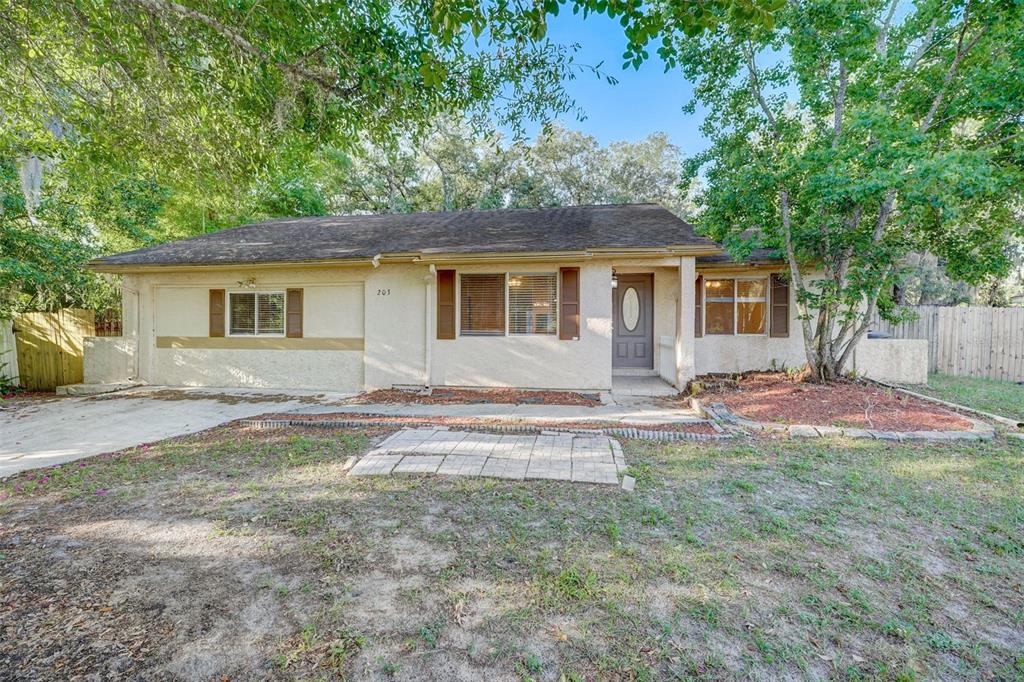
[622, 287, 640, 331]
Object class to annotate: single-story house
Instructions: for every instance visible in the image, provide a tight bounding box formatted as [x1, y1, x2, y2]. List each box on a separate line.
[86, 203, 926, 392]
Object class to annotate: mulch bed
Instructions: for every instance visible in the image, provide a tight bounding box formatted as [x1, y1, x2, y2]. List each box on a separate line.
[252, 411, 718, 434]
[699, 373, 973, 432]
[343, 387, 601, 407]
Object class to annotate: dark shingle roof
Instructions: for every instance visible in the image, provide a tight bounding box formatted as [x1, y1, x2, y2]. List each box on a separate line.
[92, 203, 718, 269]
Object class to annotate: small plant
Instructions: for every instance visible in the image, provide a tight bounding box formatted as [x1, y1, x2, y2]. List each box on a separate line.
[326, 629, 367, 669]
[554, 565, 597, 601]
[522, 652, 543, 673]
[0, 354, 19, 397]
[419, 624, 439, 648]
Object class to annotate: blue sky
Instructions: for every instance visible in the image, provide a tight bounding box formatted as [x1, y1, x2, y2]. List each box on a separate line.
[524, 11, 710, 156]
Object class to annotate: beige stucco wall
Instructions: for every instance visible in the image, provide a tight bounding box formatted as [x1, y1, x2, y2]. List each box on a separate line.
[127, 267, 366, 391]
[107, 259, 834, 392]
[83, 337, 134, 384]
[852, 338, 928, 385]
[429, 262, 613, 390]
[363, 264, 431, 389]
[692, 268, 809, 374]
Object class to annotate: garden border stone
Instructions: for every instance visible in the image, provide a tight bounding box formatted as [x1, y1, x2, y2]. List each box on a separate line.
[238, 415, 734, 442]
[693, 401, 995, 442]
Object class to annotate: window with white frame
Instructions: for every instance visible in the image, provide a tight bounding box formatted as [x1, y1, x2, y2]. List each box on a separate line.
[229, 291, 285, 335]
[704, 278, 767, 335]
[458, 272, 559, 336]
[508, 273, 557, 335]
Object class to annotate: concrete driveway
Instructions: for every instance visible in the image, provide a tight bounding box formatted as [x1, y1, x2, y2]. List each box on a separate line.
[0, 387, 353, 478]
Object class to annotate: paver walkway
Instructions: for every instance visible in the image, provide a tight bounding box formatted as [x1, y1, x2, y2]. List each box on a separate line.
[349, 427, 626, 485]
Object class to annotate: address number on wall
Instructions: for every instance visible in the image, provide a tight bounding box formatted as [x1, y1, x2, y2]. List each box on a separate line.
[377, 288, 391, 296]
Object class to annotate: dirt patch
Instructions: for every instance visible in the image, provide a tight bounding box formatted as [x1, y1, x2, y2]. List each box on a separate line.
[88, 389, 328, 405]
[252, 411, 718, 435]
[0, 391, 64, 416]
[345, 387, 601, 407]
[700, 373, 972, 431]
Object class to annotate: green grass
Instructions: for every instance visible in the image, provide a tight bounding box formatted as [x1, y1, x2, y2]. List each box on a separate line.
[2, 427, 1022, 680]
[915, 373, 1024, 421]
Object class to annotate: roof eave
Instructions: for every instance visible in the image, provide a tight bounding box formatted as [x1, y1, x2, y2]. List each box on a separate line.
[89, 244, 724, 273]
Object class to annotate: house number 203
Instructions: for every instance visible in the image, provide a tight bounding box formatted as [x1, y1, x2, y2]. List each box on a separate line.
[377, 288, 391, 296]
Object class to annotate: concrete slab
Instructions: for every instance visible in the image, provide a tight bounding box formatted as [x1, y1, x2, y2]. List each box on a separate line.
[358, 428, 622, 486]
[610, 375, 678, 397]
[56, 381, 141, 396]
[480, 457, 529, 480]
[0, 386, 354, 478]
[349, 454, 403, 476]
[393, 456, 444, 474]
[437, 454, 487, 476]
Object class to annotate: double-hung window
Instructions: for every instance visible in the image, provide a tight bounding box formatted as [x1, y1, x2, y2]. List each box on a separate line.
[508, 274, 557, 335]
[229, 291, 285, 336]
[458, 272, 558, 336]
[704, 278, 767, 335]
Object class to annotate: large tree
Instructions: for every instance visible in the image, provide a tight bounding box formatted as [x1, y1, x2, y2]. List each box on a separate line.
[649, 0, 1024, 380]
[0, 0, 775, 314]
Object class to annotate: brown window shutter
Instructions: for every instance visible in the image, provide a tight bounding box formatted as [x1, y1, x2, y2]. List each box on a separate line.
[770, 273, 790, 338]
[286, 288, 304, 338]
[209, 289, 225, 337]
[437, 269, 455, 339]
[694, 274, 704, 338]
[559, 267, 580, 340]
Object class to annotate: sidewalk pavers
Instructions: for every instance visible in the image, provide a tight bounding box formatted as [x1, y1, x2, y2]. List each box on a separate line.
[349, 428, 625, 486]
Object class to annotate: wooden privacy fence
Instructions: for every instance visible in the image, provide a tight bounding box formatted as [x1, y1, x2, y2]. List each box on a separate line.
[0, 319, 19, 386]
[10, 309, 95, 391]
[870, 305, 1024, 381]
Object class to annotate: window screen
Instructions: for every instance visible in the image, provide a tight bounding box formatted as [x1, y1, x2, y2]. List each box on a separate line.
[229, 292, 285, 335]
[704, 279, 735, 335]
[736, 279, 767, 334]
[460, 274, 505, 335]
[508, 274, 557, 335]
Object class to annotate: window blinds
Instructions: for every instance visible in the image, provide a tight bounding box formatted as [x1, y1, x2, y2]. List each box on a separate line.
[459, 274, 505, 335]
[508, 274, 557, 335]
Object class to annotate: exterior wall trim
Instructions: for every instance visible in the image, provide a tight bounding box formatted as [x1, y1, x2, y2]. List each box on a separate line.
[155, 336, 364, 351]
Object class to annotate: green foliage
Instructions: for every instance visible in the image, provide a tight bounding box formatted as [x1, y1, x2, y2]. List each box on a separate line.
[332, 121, 697, 217]
[0, 0, 775, 315]
[0, 159, 130, 315]
[654, 0, 1024, 379]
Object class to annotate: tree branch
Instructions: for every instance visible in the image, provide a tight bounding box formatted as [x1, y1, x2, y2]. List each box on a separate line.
[881, 20, 937, 102]
[832, 61, 847, 147]
[126, 0, 360, 99]
[920, 4, 986, 133]
[742, 41, 779, 137]
[876, 0, 899, 56]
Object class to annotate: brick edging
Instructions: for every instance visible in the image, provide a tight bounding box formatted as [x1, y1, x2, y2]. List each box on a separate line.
[237, 416, 733, 442]
[691, 400, 996, 442]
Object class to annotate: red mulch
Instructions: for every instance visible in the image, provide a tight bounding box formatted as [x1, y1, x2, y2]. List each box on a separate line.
[251, 411, 717, 435]
[343, 388, 601, 407]
[701, 373, 972, 432]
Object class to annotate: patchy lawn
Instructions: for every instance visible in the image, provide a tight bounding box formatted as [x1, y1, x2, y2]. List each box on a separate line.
[1, 427, 1022, 680]
[913, 374, 1024, 423]
[701, 373, 972, 432]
